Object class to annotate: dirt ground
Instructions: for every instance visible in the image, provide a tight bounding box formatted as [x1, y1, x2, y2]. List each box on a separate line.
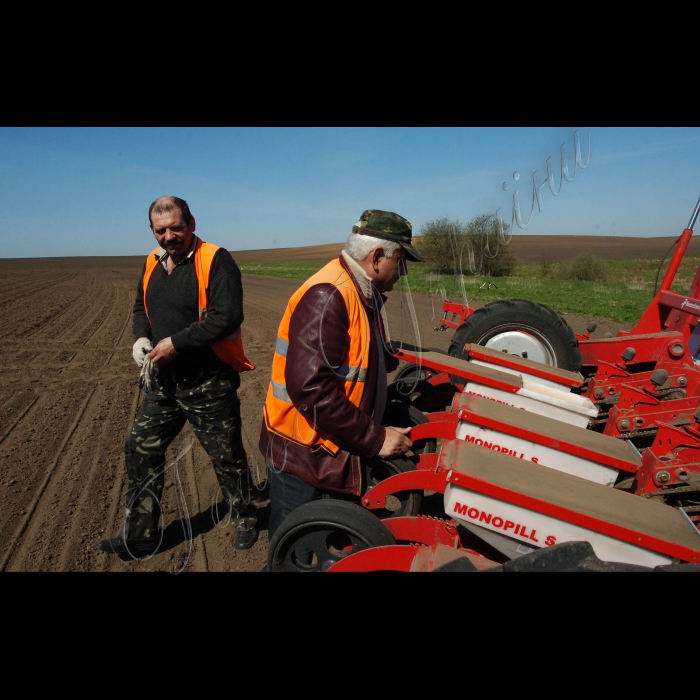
[0, 240, 641, 573]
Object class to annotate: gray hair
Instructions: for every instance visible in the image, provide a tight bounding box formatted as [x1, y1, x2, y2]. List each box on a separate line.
[345, 233, 402, 262]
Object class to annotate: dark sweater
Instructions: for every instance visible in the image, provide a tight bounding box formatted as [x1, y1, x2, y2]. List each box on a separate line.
[133, 238, 244, 376]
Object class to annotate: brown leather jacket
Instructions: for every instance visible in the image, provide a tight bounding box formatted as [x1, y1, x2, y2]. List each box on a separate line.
[258, 255, 399, 496]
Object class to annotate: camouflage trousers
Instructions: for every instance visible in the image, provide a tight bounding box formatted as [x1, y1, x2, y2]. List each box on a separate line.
[122, 362, 257, 541]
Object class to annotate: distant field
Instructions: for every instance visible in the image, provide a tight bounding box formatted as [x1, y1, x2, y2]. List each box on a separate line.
[232, 242, 345, 264]
[237, 244, 700, 324]
[231, 235, 700, 265]
[236, 262, 326, 280]
[396, 254, 700, 324]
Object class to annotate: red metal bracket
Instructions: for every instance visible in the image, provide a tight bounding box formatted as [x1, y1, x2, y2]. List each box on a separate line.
[411, 420, 458, 442]
[326, 544, 425, 572]
[382, 515, 461, 547]
[361, 469, 448, 509]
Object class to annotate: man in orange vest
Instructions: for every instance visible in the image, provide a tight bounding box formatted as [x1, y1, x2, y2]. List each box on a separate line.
[97, 196, 264, 559]
[259, 209, 426, 549]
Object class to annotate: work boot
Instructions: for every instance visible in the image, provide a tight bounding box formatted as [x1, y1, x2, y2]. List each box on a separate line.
[96, 535, 159, 559]
[235, 526, 259, 550]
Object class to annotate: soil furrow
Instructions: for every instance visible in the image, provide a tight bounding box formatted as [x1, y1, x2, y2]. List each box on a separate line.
[80, 288, 118, 345]
[181, 438, 209, 572]
[51, 278, 109, 343]
[100, 383, 142, 572]
[0, 395, 40, 446]
[0, 387, 95, 571]
[21, 276, 96, 340]
[51, 381, 139, 571]
[0, 273, 78, 308]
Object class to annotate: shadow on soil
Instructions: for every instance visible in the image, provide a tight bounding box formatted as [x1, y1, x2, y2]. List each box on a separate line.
[155, 501, 271, 554]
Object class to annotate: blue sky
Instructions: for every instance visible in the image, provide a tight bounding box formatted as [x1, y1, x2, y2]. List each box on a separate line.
[1, 126, 699, 258]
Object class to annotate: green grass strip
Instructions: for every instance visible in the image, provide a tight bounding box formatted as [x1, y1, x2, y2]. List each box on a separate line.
[239, 262, 325, 280]
[239, 256, 700, 324]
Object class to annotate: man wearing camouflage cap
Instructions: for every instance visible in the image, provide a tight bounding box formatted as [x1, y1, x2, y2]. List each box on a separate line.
[259, 209, 426, 548]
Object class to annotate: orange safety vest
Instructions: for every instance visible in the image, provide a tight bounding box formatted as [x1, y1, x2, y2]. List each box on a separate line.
[263, 257, 373, 456]
[142, 238, 254, 373]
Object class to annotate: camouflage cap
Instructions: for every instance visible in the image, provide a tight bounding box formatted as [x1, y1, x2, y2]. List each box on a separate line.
[352, 209, 426, 262]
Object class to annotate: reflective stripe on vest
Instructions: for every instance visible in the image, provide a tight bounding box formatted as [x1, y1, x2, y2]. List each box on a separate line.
[142, 239, 254, 373]
[263, 257, 372, 456]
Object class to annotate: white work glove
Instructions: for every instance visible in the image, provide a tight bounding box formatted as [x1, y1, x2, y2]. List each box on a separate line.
[132, 337, 153, 368]
[139, 353, 159, 392]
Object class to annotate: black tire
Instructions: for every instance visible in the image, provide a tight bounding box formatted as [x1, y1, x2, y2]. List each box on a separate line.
[267, 500, 397, 572]
[448, 298, 582, 371]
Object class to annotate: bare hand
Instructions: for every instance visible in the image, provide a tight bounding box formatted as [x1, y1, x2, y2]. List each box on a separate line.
[149, 337, 178, 366]
[378, 426, 412, 459]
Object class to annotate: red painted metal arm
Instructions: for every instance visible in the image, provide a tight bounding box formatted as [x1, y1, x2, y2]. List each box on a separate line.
[410, 420, 458, 442]
[362, 469, 448, 509]
[659, 229, 693, 293]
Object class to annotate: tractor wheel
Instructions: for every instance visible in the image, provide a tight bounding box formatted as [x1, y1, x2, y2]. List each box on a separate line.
[448, 298, 582, 370]
[267, 500, 396, 572]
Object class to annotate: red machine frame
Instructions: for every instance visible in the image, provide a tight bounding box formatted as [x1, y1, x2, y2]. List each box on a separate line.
[364, 201, 700, 571]
[269, 199, 700, 573]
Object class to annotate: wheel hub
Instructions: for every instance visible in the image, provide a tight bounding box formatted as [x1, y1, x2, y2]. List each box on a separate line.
[482, 330, 556, 365]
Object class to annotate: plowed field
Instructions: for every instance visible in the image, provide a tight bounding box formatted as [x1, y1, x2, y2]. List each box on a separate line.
[0, 242, 636, 573]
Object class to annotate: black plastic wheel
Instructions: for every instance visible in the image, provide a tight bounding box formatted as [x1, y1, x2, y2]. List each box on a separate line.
[393, 363, 439, 387]
[448, 298, 582, 370]
[392, 348, 447, 384]
[388, 376, 436, 403]
[267, 500, 397, 572]
[361, 454, 423, 518]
